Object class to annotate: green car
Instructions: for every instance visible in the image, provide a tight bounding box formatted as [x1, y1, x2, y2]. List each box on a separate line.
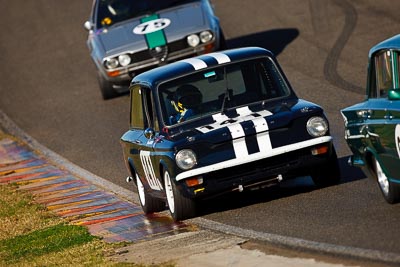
[341, 34, 400, 204]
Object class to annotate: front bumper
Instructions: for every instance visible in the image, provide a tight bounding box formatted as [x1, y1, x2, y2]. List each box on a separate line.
[100, 42, 217, 84]
[178, 141, 335, 199]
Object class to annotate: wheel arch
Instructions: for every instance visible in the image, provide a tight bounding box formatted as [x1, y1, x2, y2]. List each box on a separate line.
[364, 147, 381, 180]
[159, 160, 169, 185]
[127, 157, 139, 186]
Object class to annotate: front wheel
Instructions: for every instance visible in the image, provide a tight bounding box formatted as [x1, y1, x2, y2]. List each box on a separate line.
[164, 170, 196, 221]
[136, 174, 165, 214]
[372, 157, 400, 204]
[311, 147, 341, 187]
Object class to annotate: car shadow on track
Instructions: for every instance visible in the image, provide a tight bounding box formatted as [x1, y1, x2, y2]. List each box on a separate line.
[225, 28, 300, 56]
[196, 156, 367, 217]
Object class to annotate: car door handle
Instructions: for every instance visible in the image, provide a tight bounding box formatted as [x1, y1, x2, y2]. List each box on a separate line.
[134, 140, 142, 144]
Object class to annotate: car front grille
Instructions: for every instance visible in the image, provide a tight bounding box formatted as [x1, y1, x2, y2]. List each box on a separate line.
[205, 148, 315, 185]
[131, 39, 189, 62]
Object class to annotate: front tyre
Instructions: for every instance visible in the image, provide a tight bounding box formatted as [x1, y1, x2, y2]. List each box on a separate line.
[372, 157, 400, 204]
[311, 147, 341, 187]
[164, 170, 196, 221]
[136, 174, 165, 213]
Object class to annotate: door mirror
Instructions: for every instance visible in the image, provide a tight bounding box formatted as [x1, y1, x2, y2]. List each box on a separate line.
[144, 128, 155, 139]
[388, 89, 400, 100]
[84, 21, 92, 31]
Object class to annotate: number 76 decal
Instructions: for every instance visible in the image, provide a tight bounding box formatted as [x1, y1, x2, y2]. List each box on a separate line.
[133, 18, 171, 35]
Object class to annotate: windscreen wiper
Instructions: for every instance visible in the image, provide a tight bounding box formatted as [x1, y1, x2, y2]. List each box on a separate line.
[220, 67, 231, 115]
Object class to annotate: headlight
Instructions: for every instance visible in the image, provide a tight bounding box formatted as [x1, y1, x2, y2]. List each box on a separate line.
[105, 58, 118, 69]
[176, 149, 197, 170]
[118, 54, 131, 67]
[306, 116, 328, 137]
[187, 34, 200, 47]
[199, 31, 213, 43]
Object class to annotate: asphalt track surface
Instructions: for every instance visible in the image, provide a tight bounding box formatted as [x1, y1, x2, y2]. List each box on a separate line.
[1, 0, 400, 264]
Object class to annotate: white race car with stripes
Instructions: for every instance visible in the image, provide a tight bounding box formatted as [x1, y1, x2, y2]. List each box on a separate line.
[84, 0, 226, 99]
[121, 47, 341, 221]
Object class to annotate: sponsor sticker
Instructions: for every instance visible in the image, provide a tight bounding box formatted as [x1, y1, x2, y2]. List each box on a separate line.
[133, 15, 170, 49]
[133, 18, 171, 34]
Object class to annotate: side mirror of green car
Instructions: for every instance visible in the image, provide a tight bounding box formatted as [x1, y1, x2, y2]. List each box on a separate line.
[388, 89, 400, 100]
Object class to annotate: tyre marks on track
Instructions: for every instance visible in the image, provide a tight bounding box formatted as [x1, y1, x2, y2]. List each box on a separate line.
[311, 0, 364, 93]
[0, 135, 191, 242]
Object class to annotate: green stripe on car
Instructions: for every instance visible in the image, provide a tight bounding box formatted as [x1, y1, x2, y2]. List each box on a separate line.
[141, 14, 167, 49]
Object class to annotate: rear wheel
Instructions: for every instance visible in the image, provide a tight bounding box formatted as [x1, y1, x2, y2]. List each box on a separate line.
[372, 157, 400, 204]
[136, 174, 165, 213]
[97, 71, 118, 100]
[311, 147, 341, 187]
[164, 170, 196, 221]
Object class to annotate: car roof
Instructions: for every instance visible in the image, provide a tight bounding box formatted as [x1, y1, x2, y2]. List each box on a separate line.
[130, 47, 275, 88]
[369, 34, 400, 58]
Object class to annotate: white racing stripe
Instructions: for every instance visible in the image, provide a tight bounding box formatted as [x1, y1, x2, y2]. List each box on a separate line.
[181, 58, 208, 70]
[182, 52, 231, 70]
[227, 124, 247, 157]
[196, 107, 273, 160]
[227, 111, 272, 158]
[253, 116, 272, 151]
[196, 113, 230, 133]
[237, 106, 272, 118]
[140, 150, 163, 190]
[207, 52, 231, 64]
[196, 108, 272, 134]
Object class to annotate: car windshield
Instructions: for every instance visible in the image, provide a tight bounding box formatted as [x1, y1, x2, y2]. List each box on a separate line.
[96, 0, 198, 28]
[158, 57, 291, 126]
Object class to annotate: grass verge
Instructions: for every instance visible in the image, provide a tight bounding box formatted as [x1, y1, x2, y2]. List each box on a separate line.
[0, 183, 173, 267]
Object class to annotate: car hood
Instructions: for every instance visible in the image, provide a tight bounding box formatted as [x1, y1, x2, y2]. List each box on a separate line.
[171, 100, 324, 148]
[166, 100, 326, 168]
[97, 3, 208, 56]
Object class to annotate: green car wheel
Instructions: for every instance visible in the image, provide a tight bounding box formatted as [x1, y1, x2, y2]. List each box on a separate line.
[373, 157, 400, 204]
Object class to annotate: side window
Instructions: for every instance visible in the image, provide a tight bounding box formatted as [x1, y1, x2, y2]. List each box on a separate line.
[130, 85, 158, 130]
[142, 87, 159, 131]
[373, 50, 400, 98]
[130, 85, 145, 129]
[142, 88, 152, 129]
[395, 51, 400, 91]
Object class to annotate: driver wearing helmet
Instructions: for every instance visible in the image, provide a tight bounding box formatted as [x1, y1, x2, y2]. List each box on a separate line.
[169, 84, 202, 124]
[102, 0, 133, 26]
